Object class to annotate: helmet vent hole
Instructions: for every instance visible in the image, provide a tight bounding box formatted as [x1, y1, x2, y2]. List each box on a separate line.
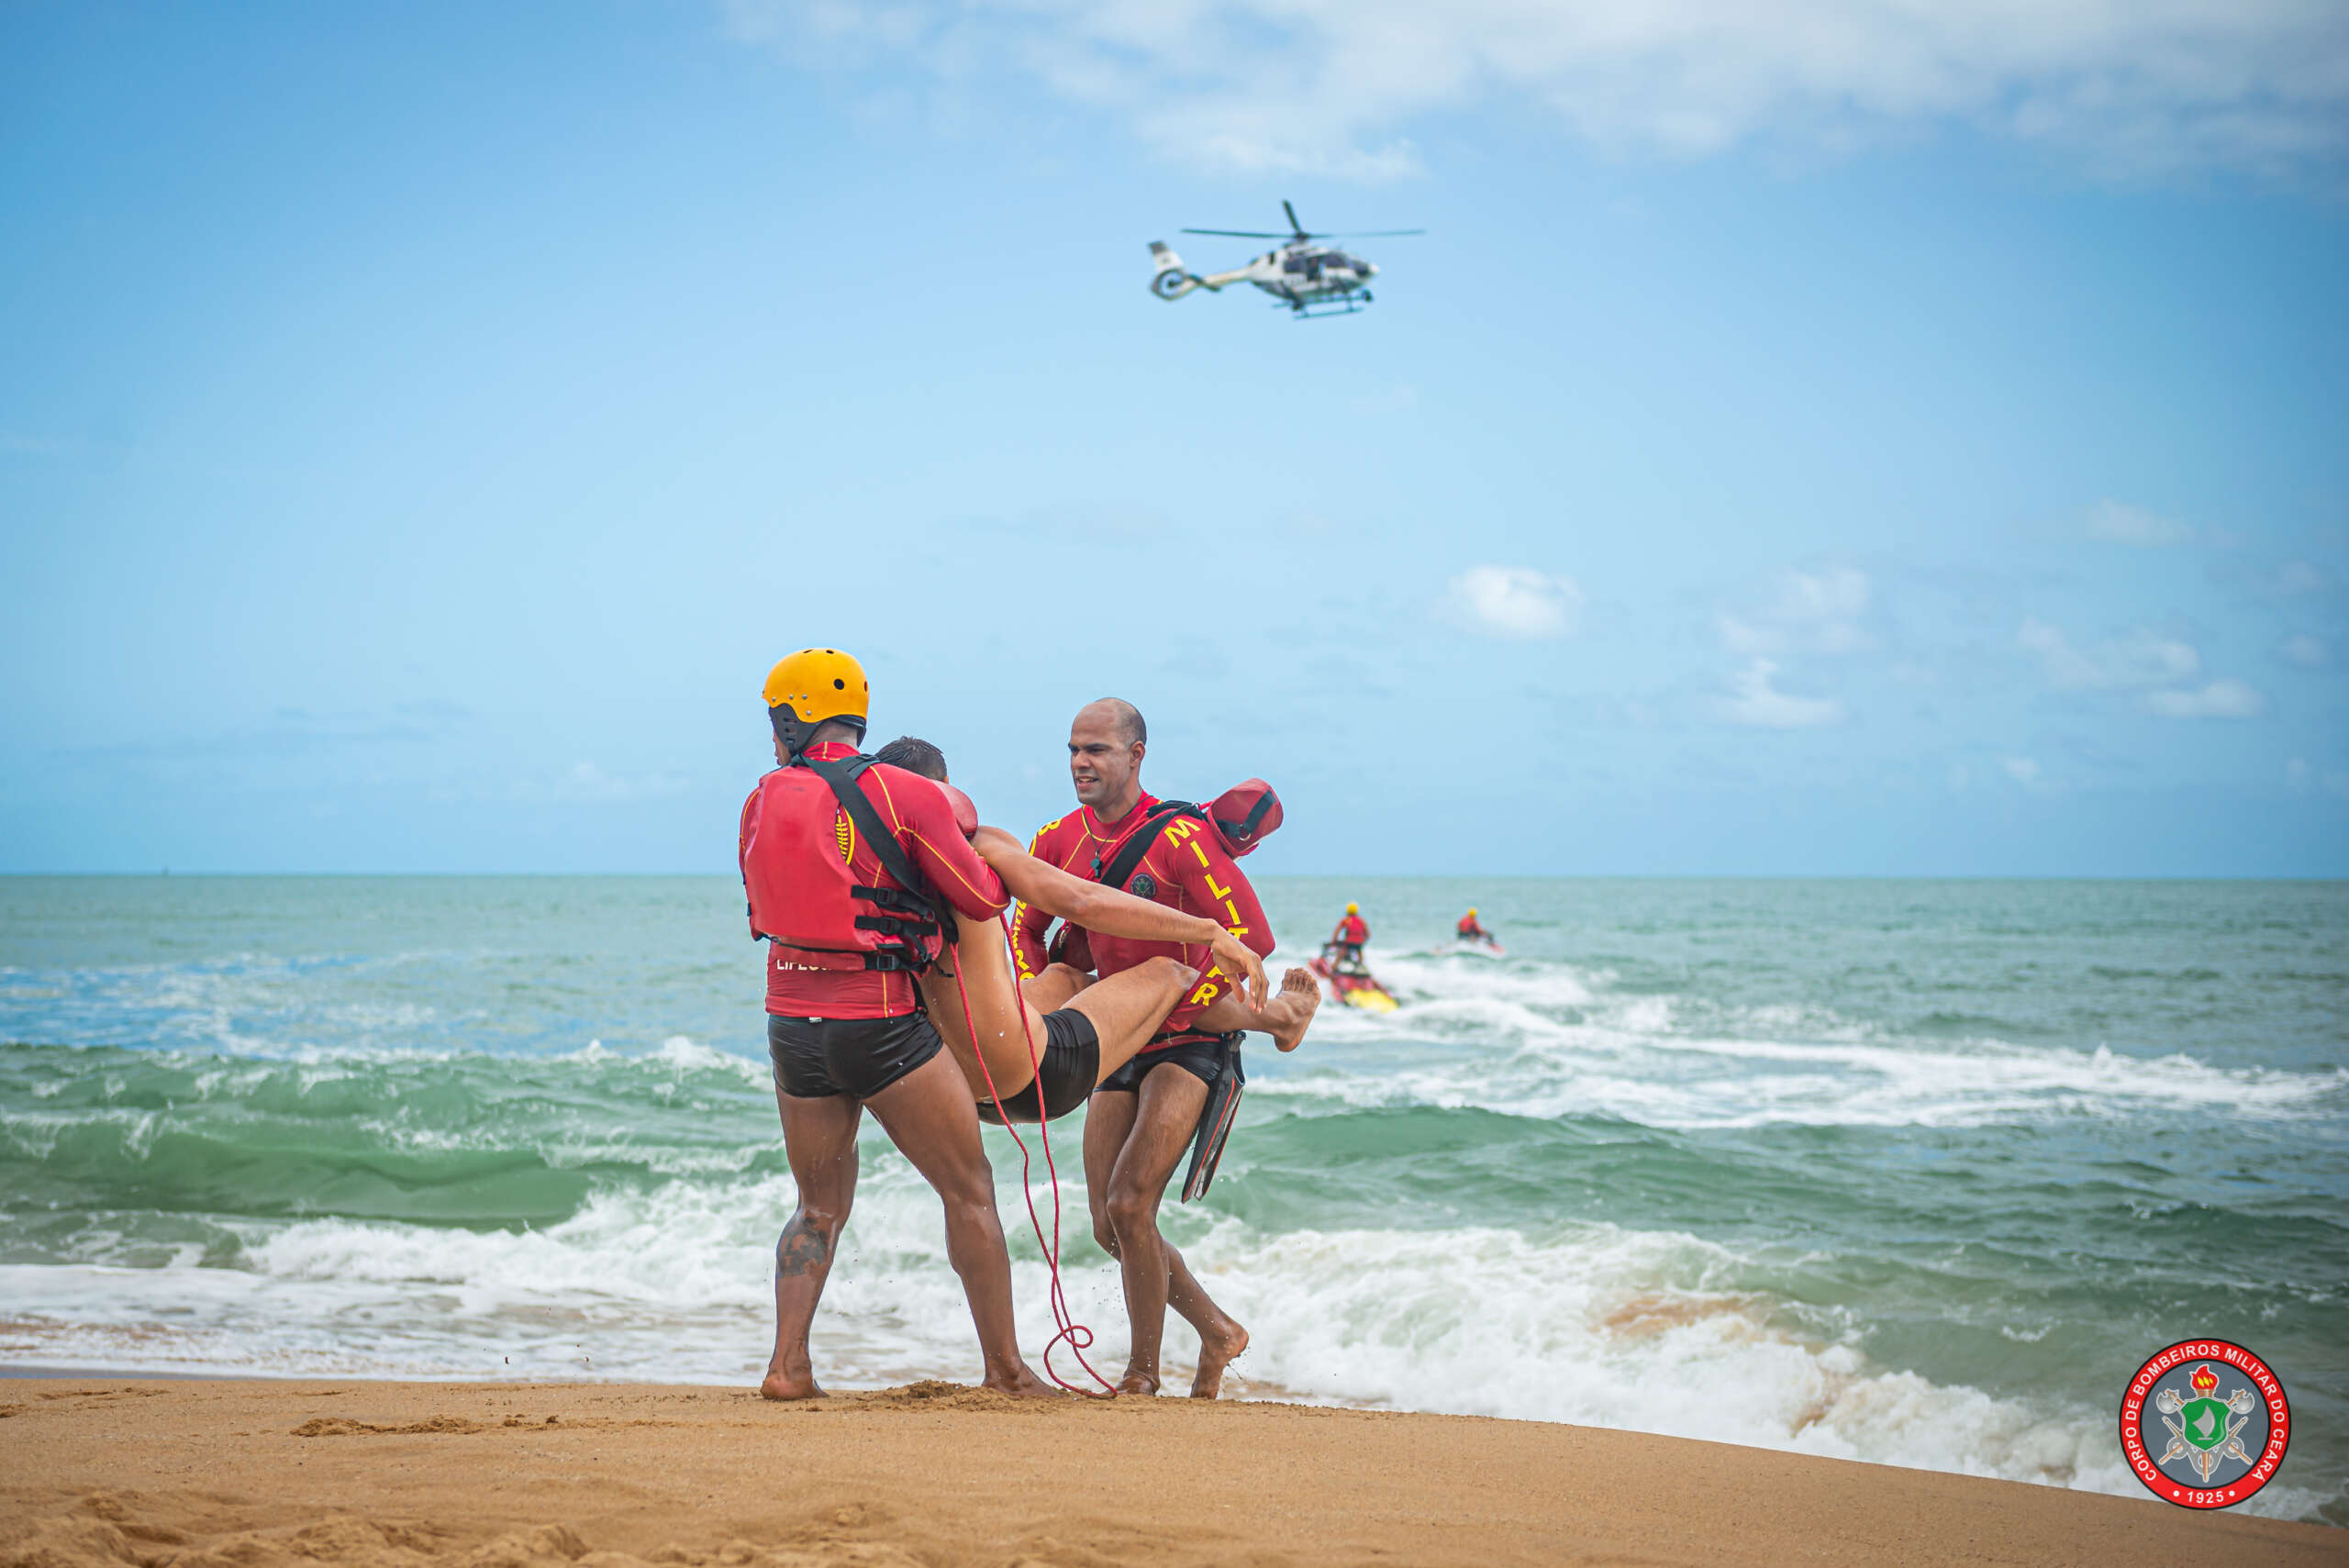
[833, 678, 845, 689]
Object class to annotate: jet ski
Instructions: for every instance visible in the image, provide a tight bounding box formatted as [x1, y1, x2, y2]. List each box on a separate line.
[1452, 935, 1507, 959]
[1311, 943, 1398, 1013]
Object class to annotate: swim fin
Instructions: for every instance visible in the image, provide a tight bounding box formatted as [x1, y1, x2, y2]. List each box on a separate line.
[1180, 1036, 1245, 1203]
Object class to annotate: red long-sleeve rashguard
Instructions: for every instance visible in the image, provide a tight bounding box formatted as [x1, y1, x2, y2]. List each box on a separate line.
[1011, 795, 1273, 1046]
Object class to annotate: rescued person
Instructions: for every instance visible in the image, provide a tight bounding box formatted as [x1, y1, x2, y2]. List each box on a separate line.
[868, 734, 1277, 1124]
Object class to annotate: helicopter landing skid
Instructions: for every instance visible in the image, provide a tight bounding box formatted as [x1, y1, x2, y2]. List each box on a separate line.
[1283, 292, 1372, 318]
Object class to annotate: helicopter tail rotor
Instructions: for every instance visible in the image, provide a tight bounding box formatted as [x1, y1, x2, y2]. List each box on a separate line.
[1148, 240, 1202, 300]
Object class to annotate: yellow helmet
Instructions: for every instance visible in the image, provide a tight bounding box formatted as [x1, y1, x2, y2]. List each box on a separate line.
[1467, 907, 1477, 917]
[763, 648, 869, 757]
[1346, 902, 1359, 915]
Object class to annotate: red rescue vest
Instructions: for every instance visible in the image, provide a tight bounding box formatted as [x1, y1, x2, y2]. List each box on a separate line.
[740, 758, 949, 973]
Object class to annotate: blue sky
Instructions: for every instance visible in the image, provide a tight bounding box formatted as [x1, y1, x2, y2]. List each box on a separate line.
[2, 0, 2344, 875]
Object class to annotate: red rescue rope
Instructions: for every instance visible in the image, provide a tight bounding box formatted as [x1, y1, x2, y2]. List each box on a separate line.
[944, 915, 1116, 1396]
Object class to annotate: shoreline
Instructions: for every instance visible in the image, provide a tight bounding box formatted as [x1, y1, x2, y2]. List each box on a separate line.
[2, 1376, 2336, 1568]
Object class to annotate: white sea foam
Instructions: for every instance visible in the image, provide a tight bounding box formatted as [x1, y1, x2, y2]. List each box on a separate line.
[649, 1033, 773, 1086]
[6, 1163, 2322, 1519]
[1256, 948, 2347, 1129]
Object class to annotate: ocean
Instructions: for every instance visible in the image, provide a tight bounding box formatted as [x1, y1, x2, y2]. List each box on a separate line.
[1, 875, 2342, 1525]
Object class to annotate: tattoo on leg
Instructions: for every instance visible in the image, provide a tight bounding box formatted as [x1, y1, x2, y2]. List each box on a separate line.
[775, 1219, 830, 1278]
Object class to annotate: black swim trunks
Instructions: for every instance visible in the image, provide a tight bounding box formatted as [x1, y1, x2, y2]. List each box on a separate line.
[976, 1007, 1100, 1125]
[767, 1012, 944, 1100]
[1095, 1030, 1238, 1095]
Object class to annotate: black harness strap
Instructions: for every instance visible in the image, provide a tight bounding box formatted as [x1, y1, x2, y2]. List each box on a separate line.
[1091, 801, 1206, 893]
[799, 751, 961, 973]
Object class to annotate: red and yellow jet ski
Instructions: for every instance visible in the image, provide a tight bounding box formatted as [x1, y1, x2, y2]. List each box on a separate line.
[1311, 942, 1398, 1013]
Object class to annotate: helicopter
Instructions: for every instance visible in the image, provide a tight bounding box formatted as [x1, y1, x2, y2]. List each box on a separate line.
[1149, 201, 1423, 318]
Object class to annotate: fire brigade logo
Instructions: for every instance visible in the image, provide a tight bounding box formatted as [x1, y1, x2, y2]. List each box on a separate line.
[2120, 1340, 2290, 1509]
[1130, 873, 1157, 898]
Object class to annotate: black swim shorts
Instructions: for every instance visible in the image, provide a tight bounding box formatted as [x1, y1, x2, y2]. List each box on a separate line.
[1095, 1030, 1238, 1095]
[767, 1012, 944, 1101]
[976, 1007, 1100, 1125]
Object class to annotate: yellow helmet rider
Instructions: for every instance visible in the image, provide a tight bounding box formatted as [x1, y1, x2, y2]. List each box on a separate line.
[763, 647, 870, 759]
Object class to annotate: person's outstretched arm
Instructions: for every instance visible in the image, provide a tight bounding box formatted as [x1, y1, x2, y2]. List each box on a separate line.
[871, 772, 1008, 919]
[971, 825, 1266, 1010]
[1008, 827, 1061, 980]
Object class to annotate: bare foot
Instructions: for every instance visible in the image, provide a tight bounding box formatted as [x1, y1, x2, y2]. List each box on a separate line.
[1116, 1370, 1162, 1396]
[984, 1363, 1064, 1399]
[759, 1368, 824, 1400]
[1271, 968, 1320, 1052]
[1190, 1320, 1249, 1398]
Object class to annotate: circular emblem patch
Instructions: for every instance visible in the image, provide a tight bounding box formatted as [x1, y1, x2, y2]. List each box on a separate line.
[2120, 1340, 2290, 1509]
[1130, 873, 1157, 898]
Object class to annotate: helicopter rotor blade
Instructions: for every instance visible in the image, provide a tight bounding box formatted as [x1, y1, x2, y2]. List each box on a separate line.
[1284, 199, 1304, 235]
[1181, 228, 1290, 238]
[1321, 228, 1427, 238]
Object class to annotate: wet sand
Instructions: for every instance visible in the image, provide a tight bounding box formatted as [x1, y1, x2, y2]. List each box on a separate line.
[0, 1377, 2337, 1568]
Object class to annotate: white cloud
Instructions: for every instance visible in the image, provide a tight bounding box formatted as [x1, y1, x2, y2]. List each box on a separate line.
[2084, 499, 2191, 547]
[2001, 755, 2041, 785]
[2018, 618, 2199, 689]
[1442, 564, 1582, 639]
[1722, 659, 1843, 728]
[2144, 679, 2266, 718]
[725, 0, 2349, 179]
[1720, 567, 1872, 656]
[2282, 633, 2327, 667]
[2020, 618, 2268, 717]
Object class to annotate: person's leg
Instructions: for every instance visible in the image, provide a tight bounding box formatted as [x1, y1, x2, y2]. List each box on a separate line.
[1083, 1084, 1138, 1263]
[863, 1048, 1055, 1397]
[1160, 1224, 1250, 1398]
[1064, 956, 1197, 1080]
[1124, 1062, 1252, 1397]
[1019, 962, 1093, 1014]
[952, 952, 1184, 1114]
[1103, 1064, 1226, 1396]
[763, 1087, 863, 1400]
[1190, 965, 1321, 1052]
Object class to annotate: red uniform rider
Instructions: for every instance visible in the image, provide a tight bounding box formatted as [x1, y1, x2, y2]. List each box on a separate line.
[1011, 793, 1274, 1049]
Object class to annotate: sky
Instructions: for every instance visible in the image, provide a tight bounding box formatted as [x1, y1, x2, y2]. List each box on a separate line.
[2, 0, 2345, 876]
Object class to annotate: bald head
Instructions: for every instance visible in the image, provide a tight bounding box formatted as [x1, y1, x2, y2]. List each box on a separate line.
[1079, 697, 1145, 748]
[1067, 698, 1147, 818]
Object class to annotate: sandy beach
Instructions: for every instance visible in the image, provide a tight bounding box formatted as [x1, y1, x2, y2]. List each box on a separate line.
[0, 1377, 2335, 1568]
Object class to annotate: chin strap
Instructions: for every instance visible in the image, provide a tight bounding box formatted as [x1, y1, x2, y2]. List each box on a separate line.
[942, 914, 1115, 1397]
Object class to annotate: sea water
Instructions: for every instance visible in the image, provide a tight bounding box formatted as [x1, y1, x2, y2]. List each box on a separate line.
[1, 875, 2341, 1525]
